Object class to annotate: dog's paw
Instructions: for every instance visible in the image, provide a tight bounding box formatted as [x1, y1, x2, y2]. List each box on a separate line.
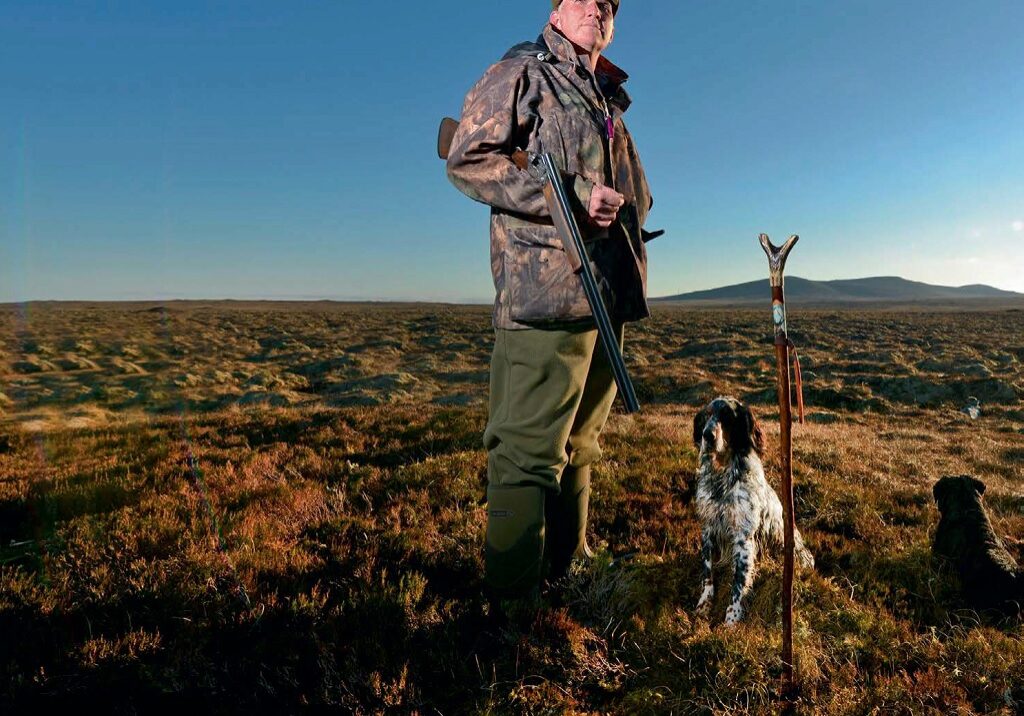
[724, 603, 743, 625]
[695, 585, 714, 615]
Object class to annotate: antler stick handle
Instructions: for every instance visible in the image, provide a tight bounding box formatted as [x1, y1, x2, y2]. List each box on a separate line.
[760, 234, 799, 341]
[760, 233, 799, 698]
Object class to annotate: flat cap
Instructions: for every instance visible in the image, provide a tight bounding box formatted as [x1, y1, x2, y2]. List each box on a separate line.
[551, 0, 619, 13]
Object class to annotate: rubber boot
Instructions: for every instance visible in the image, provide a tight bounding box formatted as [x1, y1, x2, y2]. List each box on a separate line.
[485, 484, 546, 599]
[545, 464, 594, 582]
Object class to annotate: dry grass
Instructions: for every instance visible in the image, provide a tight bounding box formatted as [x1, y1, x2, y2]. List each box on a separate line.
[1, 302, 1023, 713]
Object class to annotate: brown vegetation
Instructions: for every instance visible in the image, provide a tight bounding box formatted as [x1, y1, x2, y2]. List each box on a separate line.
[1, 302, 1023, 713]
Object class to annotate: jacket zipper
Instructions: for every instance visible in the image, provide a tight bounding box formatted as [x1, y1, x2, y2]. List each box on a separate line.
[598, 96, 615, 188]
[567, 58, 618, 188]
[583, 69, 615, 187]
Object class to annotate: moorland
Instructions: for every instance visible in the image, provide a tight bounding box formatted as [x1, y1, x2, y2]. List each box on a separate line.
[1, 301, 1023, 714]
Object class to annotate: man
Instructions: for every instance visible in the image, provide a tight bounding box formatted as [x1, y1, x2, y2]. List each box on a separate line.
[447, 0, 654, 598]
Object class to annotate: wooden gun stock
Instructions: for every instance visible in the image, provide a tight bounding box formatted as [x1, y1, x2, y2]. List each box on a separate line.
[438, 117, 531, 177]
[437, 117, 459, 160]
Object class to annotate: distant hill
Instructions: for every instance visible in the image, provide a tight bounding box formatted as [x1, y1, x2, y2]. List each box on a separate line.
[654, 276, 1024, 304]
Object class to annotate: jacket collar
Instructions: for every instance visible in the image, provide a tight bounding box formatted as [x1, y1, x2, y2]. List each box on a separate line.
[541, 25, 631, 113]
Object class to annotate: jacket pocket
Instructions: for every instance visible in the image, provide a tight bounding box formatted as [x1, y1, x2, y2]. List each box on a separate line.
[505, 226, 589, 323]
[509, 223, 564, 251]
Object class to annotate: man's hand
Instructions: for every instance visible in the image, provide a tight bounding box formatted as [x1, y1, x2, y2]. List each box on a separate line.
[587, 184, 625, 228]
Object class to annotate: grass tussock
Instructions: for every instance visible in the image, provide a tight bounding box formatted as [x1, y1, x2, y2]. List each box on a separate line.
[1, 303, 1023, 713]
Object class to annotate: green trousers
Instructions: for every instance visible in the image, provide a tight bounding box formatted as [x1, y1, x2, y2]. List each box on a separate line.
[483, 323, 623, 597]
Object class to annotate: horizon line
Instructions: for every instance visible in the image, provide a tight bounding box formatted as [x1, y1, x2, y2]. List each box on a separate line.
[4, 272, 1023, 304]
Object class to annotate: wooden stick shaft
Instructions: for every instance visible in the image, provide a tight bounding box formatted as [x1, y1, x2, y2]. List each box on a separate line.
[775, 339, 796, 692]
[760, 233, 800, 698]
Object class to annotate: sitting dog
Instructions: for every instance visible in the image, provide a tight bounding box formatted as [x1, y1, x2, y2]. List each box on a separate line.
[693, 397, 814, 624]
[932, 475, 1022, 612]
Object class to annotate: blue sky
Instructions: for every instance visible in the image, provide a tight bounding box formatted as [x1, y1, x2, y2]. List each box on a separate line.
[2, 1, 1022, 302]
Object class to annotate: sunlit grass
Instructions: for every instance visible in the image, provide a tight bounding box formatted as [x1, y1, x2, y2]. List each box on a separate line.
[1, 303, 1022, 712]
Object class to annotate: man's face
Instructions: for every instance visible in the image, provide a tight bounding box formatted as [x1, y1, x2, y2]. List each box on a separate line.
[551, 0, 615, 55]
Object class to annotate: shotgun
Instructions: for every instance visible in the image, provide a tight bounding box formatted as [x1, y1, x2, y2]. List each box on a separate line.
[438, 117, 640, 413]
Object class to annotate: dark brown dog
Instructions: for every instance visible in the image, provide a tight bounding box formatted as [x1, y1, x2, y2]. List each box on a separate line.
[932, 475, 1022, 612]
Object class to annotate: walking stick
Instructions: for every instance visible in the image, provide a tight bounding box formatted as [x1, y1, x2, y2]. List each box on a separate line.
[759, 233, 800, 695]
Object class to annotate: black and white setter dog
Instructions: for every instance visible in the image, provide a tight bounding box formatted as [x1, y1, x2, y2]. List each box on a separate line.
[692, 397, 814, 624]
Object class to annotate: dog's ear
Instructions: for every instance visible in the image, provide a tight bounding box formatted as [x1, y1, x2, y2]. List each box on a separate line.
[693, 406, 708, 448]
[748, 405, 765, 456]
[933, 476, 958, 506]
[968, 476, 987, 496]
[730, 403, 762, 456]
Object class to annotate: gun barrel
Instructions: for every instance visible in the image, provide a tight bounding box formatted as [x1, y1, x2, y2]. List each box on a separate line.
[538, 152, 640, 413]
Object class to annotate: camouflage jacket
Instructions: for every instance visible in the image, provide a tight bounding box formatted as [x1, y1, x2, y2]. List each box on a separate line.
[447, 24, 653, 330]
